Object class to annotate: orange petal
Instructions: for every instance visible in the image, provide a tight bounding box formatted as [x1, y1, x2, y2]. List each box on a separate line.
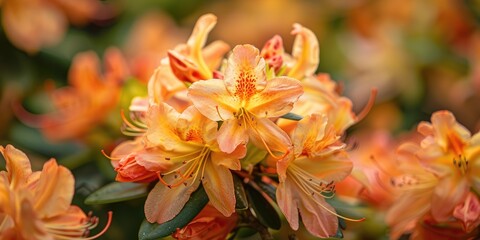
[298, 191, 338, 238]
[168, 50, 208, 83]
[287, 23, 319, 79]
[431, 175, 469, 222]
[247, 76, 303, 118]
[144, 177, 201, 224]
[261, 35, 284, 72]
[33, 159, 74, 218]
[188, 79, 238, 121]
[276, 179, 300, 230]
[224, 45, 267, 99]
[202, 40, 230, 70]
[248, 117, 292, 155]
[0, 145, 32, 189]
[217, 119, 249, 154]
[202, 161, 235, 217]
[186, 13, 217, 79]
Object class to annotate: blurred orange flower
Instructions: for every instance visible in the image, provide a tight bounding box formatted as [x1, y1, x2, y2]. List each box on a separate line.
[172, 204, 237, 240]
[16, 48, 129, 141]
[1, 0, 102, 53]
[0, 144, 111, 239]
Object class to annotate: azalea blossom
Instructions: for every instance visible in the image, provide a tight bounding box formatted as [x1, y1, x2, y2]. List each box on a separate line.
[172, 204, 238, 240]
[387, 110, 480, 238]
[140, 103, 245, 224]
[188, 44, 303, 156]
[275, 114, 358, 238]
[15, 48, 129, 141]
[0, 144, 111, 239]
[1, 0, 102, 53]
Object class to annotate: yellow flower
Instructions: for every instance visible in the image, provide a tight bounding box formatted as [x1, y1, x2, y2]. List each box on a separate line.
[275, 114, 358, 238]
[141, 103, 245, 224]
[0, 145, 111, 239]
[188, 44, 303, 157]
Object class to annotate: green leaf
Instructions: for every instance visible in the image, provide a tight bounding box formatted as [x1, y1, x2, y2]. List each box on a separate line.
[84, 182, 149, 205]
[241, 143, 268, 170]
[234, 175, 248, 210]
[245, 185, 281, 230]
[138, 186, 209, 240]
[280, 112, 303, 121]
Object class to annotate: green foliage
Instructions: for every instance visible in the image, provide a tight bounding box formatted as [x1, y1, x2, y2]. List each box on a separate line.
[85, 182, 149, 205]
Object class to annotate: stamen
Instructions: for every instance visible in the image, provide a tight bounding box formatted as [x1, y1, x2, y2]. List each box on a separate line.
[101, 150, 121, 160]
[356, 88, 377, 123]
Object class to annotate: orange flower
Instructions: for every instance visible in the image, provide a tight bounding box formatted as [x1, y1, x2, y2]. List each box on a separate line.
[188, 44, 303, 156]
[0, 144, 111, 239]
[142, 103, 245, 224]
[453, 192, 480, 233]
[172, 204, 238, 240]
[275, 114, 356, 238]
[1, 0, 101, 53]
[15, 48, 129, 141]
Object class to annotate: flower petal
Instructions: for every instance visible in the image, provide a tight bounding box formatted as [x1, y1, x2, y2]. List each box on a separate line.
[202, 160, 235, 217]
[186, 13, 217, 79]
[0, 145, 32, 189]
[298, 192, 338, 238]
[33, 159, 74, 218]
[188, 79, 238, 121]
[217, 119, 249, 154]
[287, 23, 319, 79]
[144, 176, 201, 224]
[224, 45, 267, 99]
[202, 40, 230, 70]
[247, 76, 303, 118]
[431, 174, 469, 222]
[248, 117, 292, 155]
[276, 179, 300, 230]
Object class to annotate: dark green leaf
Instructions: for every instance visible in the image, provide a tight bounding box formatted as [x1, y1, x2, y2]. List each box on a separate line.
[257, 181, 277, 202]
[280, 112, 303, 121]
[234, 175, 248, 210]
[245, 185, 281, 230]
[84, 182, 149, 205]
[138, 186, 209, 240]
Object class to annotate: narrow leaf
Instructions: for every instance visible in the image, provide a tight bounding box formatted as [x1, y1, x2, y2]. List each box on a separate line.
[245, 185, 281, 230]
[280, 112, 303, 121]
[234, 175, 248, 210]
[138, 186, 209, 240]
[84, 182, 148, 205]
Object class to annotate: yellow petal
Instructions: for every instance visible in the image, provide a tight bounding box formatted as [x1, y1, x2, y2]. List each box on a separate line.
[188, 79, 238, 121]
[224, 45, 267, 101]
[186, 13, 217, 79]
[287, 23, 319, 79]
[247, 76, 303, 118]
[202, 161, 235, 217]
[0, 145, 32, 189]
[33, 159, 74, 218]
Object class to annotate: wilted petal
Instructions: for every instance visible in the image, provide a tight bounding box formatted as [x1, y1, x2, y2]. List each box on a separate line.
[247, 76, 303, 118]
[188, 79, 238, 121]
[202, 161, 235, 217]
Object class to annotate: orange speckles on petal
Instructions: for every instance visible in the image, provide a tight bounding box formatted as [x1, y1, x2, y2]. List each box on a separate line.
[234, 69, 257, 101]
[185, 129, 204, 143]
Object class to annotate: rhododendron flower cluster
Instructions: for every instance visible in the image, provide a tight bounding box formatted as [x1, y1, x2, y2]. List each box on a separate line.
[108, 13, 369, 239]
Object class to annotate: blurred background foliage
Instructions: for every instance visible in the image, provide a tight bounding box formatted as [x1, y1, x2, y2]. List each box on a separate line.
[1, 0, 480, 239]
